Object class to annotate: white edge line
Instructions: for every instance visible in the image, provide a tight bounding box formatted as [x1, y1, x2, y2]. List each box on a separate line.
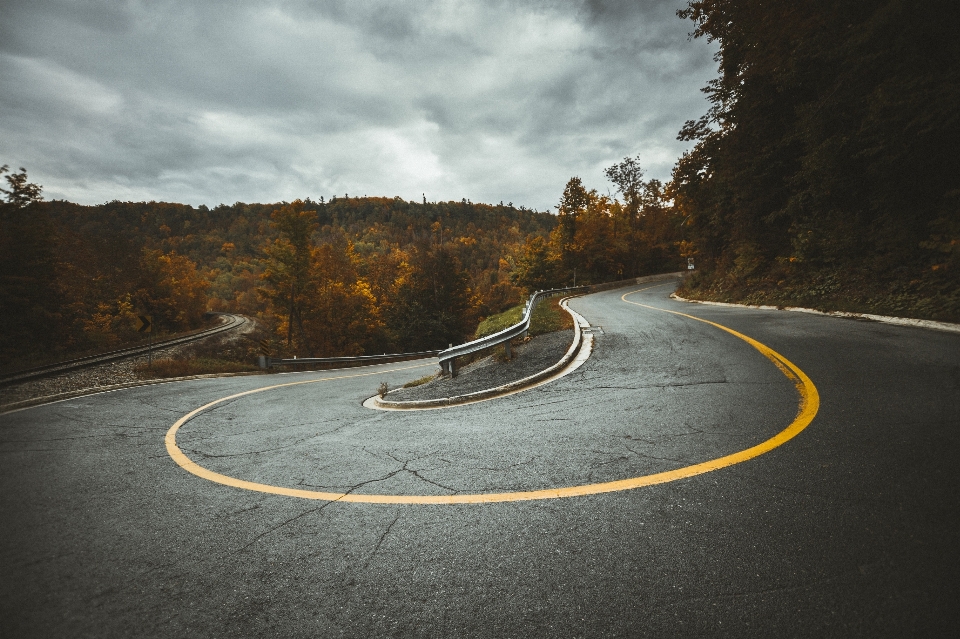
[363, 334, 594, 411]
[0, 357, 439, 416]
[365, 298, 594, 411]
[669, 293, 960, 335]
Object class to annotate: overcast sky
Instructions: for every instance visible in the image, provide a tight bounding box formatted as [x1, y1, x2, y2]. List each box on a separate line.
[1, 0, 717, 211]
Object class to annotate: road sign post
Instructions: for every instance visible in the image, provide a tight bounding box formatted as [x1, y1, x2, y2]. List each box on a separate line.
[136, 315, 153, 366]
[258, 339, 271, 369]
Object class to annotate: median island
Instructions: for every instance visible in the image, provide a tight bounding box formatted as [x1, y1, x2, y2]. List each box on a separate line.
[383, 296, 575, 402]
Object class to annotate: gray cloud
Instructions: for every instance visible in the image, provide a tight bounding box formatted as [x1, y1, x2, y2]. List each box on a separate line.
[0, 0, 716, 209]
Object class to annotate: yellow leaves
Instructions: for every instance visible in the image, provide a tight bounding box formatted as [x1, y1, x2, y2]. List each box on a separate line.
[140, 249, 209, 329]
[83, 293, 139, 345]
[678, 240, 697, 259]
[303, 266, 383, 357]
[352, 278, 377, 303]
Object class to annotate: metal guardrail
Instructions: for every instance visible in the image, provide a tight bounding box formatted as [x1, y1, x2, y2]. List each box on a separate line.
[262, 285, 584, 376]
[257, 287, 581, 375]
[436, 285, 589, 377]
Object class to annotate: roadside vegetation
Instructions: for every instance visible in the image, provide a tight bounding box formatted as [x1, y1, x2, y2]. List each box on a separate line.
[132, 325, 266, 380]
[474, 295, 575, 364]
[402, 374, 437, 388]
[671, 0, 959, 322]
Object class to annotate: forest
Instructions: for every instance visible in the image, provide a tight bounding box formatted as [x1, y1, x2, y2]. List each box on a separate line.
[671, 0, 959, 319]
[0, 164, 684, 368]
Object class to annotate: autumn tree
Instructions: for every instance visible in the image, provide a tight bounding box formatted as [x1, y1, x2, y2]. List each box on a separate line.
[555, 177, 592, 283]
[260, 200, 318, 349]
[0, 165, 43, 208]
[386, 245, 477, 351]
[510, 235, 559, 292]
[569, 194, 621, 283]
[302, 234, 384, 357]
[604, 156, 645, 230]
[137, 249, 209, 330]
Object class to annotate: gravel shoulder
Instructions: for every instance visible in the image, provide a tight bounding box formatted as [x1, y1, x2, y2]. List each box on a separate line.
[385, 329, 574, 402]
[0, 316, 259, 409]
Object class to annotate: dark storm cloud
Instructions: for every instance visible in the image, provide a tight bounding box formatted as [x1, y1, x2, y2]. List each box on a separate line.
[0, 0, 716, 209]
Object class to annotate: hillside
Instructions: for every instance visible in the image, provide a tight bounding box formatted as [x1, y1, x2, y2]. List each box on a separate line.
[1, 189, 557, 364]
[671, 0, 959, 322]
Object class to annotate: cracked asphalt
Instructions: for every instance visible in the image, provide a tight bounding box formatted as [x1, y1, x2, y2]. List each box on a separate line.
[2, 284, 959, 637]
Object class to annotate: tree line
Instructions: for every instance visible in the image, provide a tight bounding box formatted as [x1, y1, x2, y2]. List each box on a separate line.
[0, 171, 563, 364]
[511, 159, 683, 292]
[0, 161, 686, 366]
[671, 0, 959, 319]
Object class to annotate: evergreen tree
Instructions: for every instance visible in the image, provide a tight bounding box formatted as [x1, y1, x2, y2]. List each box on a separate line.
[386, 245, 477, 351]
[0, 167, 58, 361]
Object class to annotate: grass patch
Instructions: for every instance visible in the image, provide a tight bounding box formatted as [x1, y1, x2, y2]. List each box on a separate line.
[402, 374, 436, 388]
[475, 305, 524, 338]
[134, 357, 259, 379]
[529, 297, 574, 336]
[475, 296, 573, 339]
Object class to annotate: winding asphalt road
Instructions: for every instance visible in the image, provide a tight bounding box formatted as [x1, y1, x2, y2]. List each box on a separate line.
[2, 284, 958, 637]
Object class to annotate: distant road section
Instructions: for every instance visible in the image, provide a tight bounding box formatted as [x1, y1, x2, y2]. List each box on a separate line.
[0, 313, 246, 387]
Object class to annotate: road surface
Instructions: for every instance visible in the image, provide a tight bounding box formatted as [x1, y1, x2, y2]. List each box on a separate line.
[2, 284, 958, 637]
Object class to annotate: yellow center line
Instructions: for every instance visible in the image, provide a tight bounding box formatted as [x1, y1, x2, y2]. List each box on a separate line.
[165, 288, 819, 504]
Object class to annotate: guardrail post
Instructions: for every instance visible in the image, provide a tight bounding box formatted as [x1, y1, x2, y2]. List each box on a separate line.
[504, 340, 511, 359]
[446, 343, 458, 378]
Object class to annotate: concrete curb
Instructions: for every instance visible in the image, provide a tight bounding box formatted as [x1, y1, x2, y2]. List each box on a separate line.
[373, 296, 590, 410]
[670, 293, 960, 335]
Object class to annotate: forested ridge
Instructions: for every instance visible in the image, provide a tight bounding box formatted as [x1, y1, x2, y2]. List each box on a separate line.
[672, 0, 960, 319]
[0, 188, 547, 365]
[0, 169, 684, 369]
